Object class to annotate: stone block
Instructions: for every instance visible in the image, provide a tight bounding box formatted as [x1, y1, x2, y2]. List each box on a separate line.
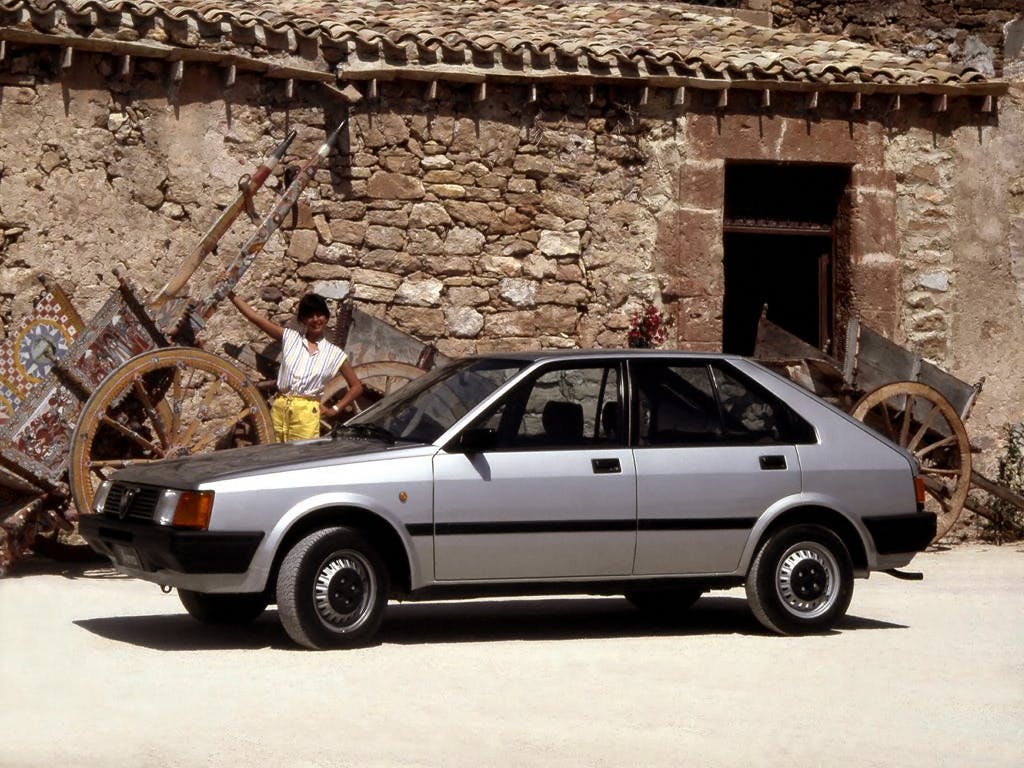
[538, 230, 580, 257]
[536, 282, 589, 306]
[655, 208, 721, 280]
[367, 171, 425, 200]
[444, 201, 500, 230]
[382, 153, 420, 175]
[429, 184, 467, 199]
[409, 202, 453, 228]
[849, 191, 898, 258]
[480, 255, 523, 277]
[395, 275, 444, 306]
[364, 225, 406, 250]
[674, 296, 723, 345]
[323, 201, 367, 220]
[407, 229, 445, 256]
[367, 208, 409, 227]
[513, 154, 553, 178]
[389, 306, 446, 337]
[445, 306, 485, 338]
[351, 268, 402, 290]
[444, 227, 485, 256]
[424, 170, 464, 184]
[328, 219, 366, 246]
[687, 112, 878, 165]
[852, 261, 901, 317]
[678, 161, 724, 211]
[447, 285, 491, 306]
[286, 229, 319, 264]
[541, 190, 589, 220]
[499, 278, 537, 307]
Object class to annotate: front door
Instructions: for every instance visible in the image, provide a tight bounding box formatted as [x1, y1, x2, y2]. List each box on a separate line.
[433, 362, 637, 580]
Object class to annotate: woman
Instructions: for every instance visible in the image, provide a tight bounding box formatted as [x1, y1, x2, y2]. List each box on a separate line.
[229, 291, 363, 441]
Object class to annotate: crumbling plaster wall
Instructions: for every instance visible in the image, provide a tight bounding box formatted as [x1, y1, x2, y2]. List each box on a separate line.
[772, 3, 1024, 452]
[919, 81, 1024, 452]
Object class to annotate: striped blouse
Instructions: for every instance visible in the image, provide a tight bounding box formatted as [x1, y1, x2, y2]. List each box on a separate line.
[277, 326, 348, 397]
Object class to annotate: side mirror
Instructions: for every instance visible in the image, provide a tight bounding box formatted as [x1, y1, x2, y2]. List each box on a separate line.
[454, 427, 497, 454]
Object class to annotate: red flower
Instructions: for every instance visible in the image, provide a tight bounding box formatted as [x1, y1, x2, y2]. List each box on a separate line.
[628, 305, 667, 348]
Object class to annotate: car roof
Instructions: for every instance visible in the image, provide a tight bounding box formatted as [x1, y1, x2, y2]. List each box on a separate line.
[467, 349, 745, 363]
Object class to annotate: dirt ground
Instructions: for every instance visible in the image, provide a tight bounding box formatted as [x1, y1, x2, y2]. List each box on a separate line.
[1, 543, 1022, 768]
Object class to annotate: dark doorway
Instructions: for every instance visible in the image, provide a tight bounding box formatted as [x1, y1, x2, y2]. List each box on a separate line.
[722, 163, 850, 355]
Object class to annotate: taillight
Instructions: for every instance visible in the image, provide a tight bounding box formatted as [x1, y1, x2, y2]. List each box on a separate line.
[914, 476, 926, 511]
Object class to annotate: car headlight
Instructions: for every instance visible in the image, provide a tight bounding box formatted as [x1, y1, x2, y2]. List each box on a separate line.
[92, 480, 113, 515]
[155, 489, 214, 530]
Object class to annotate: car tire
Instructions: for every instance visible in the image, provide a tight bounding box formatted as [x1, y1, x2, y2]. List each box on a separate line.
[276, 526, 389, 650]
[746, 524, 853, 635]
[624, 587, 704, 614]
[178, 589, 268, 625]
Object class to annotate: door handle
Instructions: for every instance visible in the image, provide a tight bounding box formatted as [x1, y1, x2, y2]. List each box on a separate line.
[759, 455, 787, 470]
[592, 458, 621, 474]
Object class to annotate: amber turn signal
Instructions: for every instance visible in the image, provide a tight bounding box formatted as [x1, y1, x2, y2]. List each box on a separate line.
[914, 476, 926, 511]
[174, 490, 214, 530]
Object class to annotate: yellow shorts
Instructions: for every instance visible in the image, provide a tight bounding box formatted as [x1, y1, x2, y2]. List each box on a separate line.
[272, 395, 321, 442]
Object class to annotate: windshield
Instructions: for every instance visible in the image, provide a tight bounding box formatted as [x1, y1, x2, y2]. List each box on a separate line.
[345, 358, 528, 443]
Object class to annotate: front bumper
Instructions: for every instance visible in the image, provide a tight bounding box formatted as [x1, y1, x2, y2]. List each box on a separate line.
[863, 512, 937, 555]
[79, 515, 264, 574]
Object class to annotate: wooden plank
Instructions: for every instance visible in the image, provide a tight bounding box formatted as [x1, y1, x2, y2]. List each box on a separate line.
[849, 324, 919, 394]
[917, 359, 980, 421]
[343, 308, 450, 369]
[754, 314, 836, 365]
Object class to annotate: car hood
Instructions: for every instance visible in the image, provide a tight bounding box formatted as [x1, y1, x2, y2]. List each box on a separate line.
[109, 436, 431, 489]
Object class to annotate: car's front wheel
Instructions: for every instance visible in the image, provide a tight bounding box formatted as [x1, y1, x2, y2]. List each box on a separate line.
[276, 526, 389, 650]
[746, 525, 853, 635]
[178, 589, 269, 625]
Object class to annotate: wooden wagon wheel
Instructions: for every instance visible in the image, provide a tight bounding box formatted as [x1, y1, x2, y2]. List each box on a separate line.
[320, 360, 426, 430]
[851, 381, 972, 542]
[69, 347, 274, 517]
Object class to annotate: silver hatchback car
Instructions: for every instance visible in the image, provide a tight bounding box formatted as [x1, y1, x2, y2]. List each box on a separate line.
[81, 350, 933, 649]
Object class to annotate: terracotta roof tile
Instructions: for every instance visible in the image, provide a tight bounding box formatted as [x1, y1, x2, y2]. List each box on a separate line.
[0, 0, 1002, 92]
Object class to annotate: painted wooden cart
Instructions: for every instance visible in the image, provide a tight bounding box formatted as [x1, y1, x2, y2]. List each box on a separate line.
[754, 313, 985, 542]
[0, 124, 437, 573]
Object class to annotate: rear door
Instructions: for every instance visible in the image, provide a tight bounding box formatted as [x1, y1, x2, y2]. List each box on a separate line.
[630, 359, 807, 574]
[433, 361, 637, 580]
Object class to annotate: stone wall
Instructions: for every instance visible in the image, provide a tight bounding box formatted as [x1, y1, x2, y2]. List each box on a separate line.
[0, 54, 673, 364]
[1, 45, 1022, 455]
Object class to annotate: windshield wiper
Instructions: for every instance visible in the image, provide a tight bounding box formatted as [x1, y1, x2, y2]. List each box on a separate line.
[333, 423, 396, 444]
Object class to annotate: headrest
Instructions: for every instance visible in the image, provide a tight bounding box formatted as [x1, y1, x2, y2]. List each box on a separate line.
[542, 400, 584, 439]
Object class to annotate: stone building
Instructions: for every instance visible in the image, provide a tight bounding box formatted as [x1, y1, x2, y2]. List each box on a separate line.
[0, 0, 1021, 456]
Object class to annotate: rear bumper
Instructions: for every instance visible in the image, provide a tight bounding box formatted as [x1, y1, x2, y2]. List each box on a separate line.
[79, 515, 263, 574]
[863, 512, 937, 555]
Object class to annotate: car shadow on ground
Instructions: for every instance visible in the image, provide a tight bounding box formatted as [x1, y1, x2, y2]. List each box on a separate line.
[73, 595, 906, 651]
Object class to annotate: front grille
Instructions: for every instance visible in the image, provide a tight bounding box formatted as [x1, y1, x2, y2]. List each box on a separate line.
[102, 483, 161, 522]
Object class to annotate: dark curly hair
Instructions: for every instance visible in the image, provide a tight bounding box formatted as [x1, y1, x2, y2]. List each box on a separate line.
[296, 293, 330, 321]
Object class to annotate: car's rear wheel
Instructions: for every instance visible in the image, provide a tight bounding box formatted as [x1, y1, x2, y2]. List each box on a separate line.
[625, 587, 704, 615]
[746, 525, 853, 635]
[178, 589, 269, 625]
[276, 527, 389, 650]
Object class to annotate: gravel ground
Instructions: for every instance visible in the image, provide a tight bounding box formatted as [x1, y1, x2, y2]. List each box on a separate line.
[2, 543, 1022, 768]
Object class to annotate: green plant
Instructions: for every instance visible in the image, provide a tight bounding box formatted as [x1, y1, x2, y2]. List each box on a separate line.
[988, 422, 1024, 540]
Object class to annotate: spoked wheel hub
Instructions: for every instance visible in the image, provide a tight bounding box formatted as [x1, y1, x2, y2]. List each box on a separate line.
[313, 551, 375, 631]
[776, 544, 838, 619]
